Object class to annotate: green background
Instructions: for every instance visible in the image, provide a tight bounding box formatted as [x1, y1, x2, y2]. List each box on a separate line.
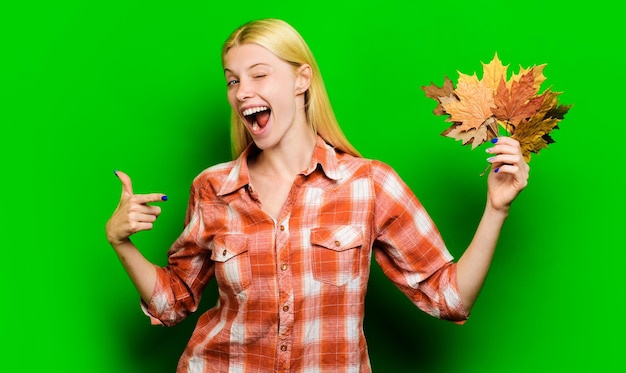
[2, 0, 623, 372]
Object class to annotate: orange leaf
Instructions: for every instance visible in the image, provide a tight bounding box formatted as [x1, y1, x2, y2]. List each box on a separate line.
[508, 64, 546, 92]
[491, 69, 545, 126]
[442, 73, 495, 132]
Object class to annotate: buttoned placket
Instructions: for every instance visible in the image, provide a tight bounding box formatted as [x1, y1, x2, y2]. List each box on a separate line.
[274, 175, 304, 373]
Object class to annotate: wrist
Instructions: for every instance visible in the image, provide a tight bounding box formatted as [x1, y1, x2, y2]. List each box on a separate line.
[107, 234, 132, 250]
[485, 199, 510, 219]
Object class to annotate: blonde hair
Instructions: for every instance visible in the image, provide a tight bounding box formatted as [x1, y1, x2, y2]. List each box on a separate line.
[222, 18, 361, 158]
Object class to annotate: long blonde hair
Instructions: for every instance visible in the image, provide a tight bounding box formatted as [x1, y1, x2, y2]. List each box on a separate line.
[222, 18, 361, 158]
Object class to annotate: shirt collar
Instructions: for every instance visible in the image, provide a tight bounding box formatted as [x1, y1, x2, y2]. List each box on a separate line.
[218, 135, 343, 196]
[303, 135, 342, 181]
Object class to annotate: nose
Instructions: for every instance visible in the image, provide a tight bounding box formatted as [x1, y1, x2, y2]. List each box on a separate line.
[236, 80, 253, 102]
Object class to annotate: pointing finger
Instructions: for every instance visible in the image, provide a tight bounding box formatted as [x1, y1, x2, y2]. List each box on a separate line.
[132, 193, 169, 204]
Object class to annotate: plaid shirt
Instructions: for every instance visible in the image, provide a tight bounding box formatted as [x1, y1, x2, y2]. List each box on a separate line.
[142, 136, 468, 372]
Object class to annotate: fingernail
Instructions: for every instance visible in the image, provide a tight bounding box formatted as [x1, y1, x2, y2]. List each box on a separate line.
[161, 195, 168, 201]
[485, 147, 492, 153]
[494, 167, 500, 173]
[487, 157, 495, 162]
[114, 170, 119, 177]
[491, 138, 499, 144]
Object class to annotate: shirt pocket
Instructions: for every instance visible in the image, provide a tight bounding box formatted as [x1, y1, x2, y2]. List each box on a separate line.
[210, 234, 252, 294]
[310, 226, 363, 287]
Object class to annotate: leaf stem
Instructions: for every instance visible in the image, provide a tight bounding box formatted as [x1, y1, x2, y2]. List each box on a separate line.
[479, 164, 490, 177]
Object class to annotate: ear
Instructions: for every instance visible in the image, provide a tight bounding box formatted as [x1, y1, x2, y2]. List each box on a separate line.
[295, 64, 312, 95]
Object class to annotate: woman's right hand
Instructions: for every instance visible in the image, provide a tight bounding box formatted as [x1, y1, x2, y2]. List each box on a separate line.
[105, 170, 168, 247]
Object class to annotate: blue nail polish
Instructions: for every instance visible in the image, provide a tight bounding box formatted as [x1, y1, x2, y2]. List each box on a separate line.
[114, 170, 119, 177]
[161, 195, 168, 201]
[494, 167, 500, 173]
[491, 138, 499, 144]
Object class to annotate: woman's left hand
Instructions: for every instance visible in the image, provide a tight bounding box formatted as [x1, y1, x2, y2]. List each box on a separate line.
[485, 137, 530, 212]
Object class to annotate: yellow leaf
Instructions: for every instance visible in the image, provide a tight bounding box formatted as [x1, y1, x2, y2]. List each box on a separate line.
[481, 52, 509, 93]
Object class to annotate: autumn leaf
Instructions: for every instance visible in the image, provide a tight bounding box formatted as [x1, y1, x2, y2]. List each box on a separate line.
[512, 89, 571, 161]
[492, 70, 546, 127]
[481, 52, 509, 93]
[441, 73, 495, 132]
[508, 64, 546, 92]
[422, 76, 457, 116]
[443, 116, 499, 149]
[421, 53, 570, 163]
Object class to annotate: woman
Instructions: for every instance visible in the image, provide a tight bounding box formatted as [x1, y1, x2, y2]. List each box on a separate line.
[106, 18, 529, 372]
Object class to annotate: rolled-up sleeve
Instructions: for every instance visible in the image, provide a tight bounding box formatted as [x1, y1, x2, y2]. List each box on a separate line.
[371, 160, 469, 323]
[141, 178, 219, 326]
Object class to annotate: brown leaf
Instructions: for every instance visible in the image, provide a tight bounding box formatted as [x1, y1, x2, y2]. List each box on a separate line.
[421, 76, 457, 116]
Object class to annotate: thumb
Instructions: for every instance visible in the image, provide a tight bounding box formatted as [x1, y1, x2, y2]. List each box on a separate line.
[114, 170, 134, 197]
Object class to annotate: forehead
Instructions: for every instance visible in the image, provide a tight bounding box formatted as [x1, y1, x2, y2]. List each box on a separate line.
[223, 43, 283, 72]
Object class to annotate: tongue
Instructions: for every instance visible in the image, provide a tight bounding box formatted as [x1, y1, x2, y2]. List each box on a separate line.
[257, 111, 270, 127]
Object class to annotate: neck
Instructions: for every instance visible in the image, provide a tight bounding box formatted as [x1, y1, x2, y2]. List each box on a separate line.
[252, 129, 317, 180]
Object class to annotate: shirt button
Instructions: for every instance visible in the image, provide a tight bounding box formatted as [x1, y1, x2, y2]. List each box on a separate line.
[281, 263, 288, 271]
[283, 305, 289, 312]
[280, 345, 287, 351]
[222, 250, 227, 256]
[335, 240, 341, 247]
[280, 225, 285, 231]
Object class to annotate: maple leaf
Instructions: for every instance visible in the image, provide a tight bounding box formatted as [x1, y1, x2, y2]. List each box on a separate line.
[481, 52, 509, 93]
[541, 89, 571, 120]
[441, 73, 495, 132]
[421, 53, 570, 164]
[491, 69, 546, 127]
[421, 76, 457, 116]
[443, 116, 499, 149]
[508, 63, 546, 92]
[512, 89, 571, 161]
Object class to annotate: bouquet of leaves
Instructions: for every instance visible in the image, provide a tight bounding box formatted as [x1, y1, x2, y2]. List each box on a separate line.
[421, 53, 571, 163]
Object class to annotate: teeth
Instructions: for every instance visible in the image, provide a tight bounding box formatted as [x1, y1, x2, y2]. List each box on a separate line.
[252, 121, 260, 131]
[242, 106, 268, 117]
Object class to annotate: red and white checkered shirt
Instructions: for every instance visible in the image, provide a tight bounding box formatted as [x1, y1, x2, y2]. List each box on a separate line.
[142, 136, 468, 372]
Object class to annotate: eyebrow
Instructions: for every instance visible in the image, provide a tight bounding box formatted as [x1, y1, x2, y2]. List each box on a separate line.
[224, 62, 270, 74]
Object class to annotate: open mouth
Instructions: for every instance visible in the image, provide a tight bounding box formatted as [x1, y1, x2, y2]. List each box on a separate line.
[242, 106, 271, 132]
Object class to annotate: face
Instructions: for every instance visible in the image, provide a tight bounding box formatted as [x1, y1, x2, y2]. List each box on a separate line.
[223, 43, 311, 151]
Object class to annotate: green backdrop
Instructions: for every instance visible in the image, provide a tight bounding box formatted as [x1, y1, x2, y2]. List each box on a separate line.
[2, 0, 623, 372]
